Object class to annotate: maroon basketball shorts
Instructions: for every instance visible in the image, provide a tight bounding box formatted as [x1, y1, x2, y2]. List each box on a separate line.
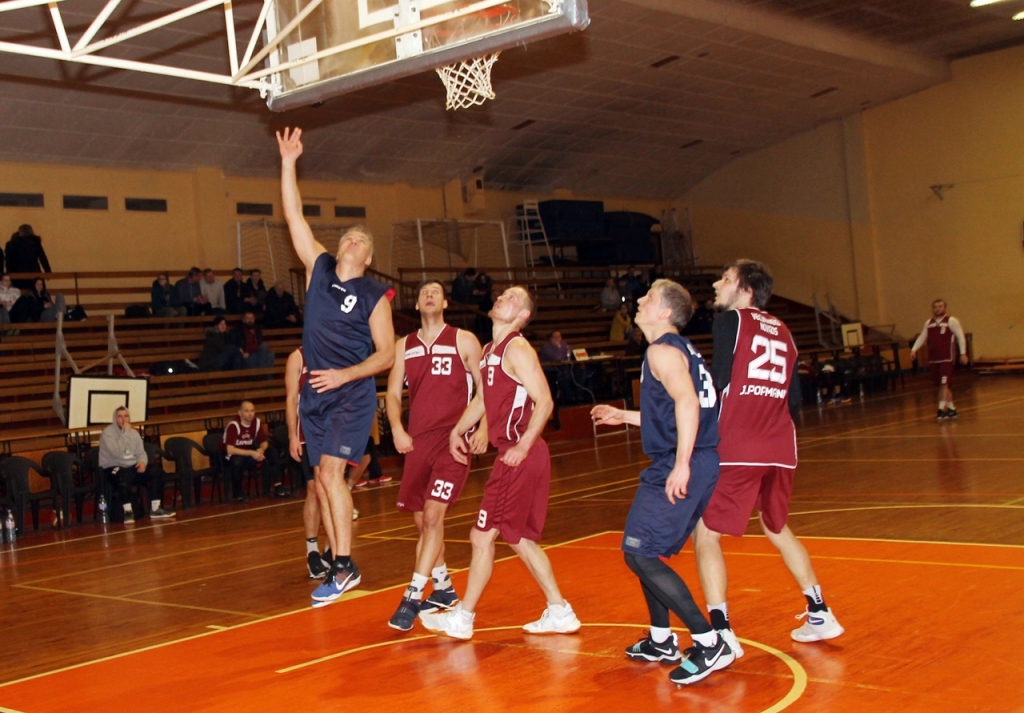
[701, 464, 795, 537]
[930, 361, 954, 387]
[474, 439, 551, 545]
[396, 428, 470, 512]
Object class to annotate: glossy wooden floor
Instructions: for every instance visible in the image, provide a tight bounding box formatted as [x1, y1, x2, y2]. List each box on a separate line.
[2, 374, 1024, 712]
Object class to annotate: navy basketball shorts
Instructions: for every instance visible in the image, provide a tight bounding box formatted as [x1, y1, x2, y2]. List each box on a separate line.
[621, 447, 719, 558]
[702, 464, 795, 537]
[396, 428, 471, 513]
[474, 439, 551, 545]
[300, 387, 377, 468]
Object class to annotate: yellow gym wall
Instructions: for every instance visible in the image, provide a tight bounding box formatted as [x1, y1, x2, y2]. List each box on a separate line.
[2, 162, 668, 284]
[684, 43, 1024, 360]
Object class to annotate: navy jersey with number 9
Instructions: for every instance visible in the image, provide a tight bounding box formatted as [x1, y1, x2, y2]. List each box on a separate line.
[639, 332, 719, 463]
[301, 252, 394, 405]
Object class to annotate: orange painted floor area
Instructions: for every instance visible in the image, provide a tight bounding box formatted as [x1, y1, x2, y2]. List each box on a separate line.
[2, 532, 1022, 713]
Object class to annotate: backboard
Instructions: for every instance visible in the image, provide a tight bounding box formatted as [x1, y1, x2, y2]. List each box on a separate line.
[262, 0, 590, 111]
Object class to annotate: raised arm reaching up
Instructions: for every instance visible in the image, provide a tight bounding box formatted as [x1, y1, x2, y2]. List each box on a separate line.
[277, 127, 326, 283]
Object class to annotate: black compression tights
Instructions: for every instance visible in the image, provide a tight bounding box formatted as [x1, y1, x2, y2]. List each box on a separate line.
[624, 552, 712, 635]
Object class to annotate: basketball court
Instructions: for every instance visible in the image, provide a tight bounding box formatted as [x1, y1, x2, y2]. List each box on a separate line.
[2, 374, 1023, 711]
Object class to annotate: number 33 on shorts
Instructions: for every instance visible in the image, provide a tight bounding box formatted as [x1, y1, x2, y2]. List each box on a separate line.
[430, 479, 455, 501]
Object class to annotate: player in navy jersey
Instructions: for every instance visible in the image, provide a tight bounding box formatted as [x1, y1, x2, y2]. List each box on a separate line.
[420, 286, 581, 640]
[695, 259, 843, 650]
[591, 279, 735, 686]
[385, 280, 488, 631]
[910, 298, 968, 419]
[278, 128, 396, 605]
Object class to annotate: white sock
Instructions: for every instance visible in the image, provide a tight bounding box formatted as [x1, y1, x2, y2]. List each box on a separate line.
[408, 572, 429, 600]
[691, 630, 718, 648]
[548, 601, 571, 615]
[938, 401, 946, 410]
[457, 605, 475, 622]
[649, 626, 672, 644]
[432, 564, 452, 590]
[150, 500, 161, 512]
[306, 537, 318, 555]
[947, 402, 955, 410]
[802, 584, 823, 606]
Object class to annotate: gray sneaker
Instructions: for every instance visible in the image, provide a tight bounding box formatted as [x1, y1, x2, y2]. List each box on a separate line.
[151, 507, 176, 519]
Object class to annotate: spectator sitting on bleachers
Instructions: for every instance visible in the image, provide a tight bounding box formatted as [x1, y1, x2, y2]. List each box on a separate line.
[539, 330, 572, 363]
[600, 278, 622, 311]
[199, 316, 243, 371]
[247, 269, 268, 311]
[5, 224, 51, 289]
[452, 267, 477, 304]
[231, 309, 275, 369]
[623, 266, 648, 302]
[472, 271, 493, 305]
[684, 299, 715, 336]
[264, 281, 302, 328]
[151, 273, 185, 317]
[173, 267, 211, 316]
[624, 326, 647, 356]
[474, 286, 499, 345]
[9, 277, 57, 323]
[201, 269, 227, 313]
[0, 273, 20, 325]
[609, 302, 633, 342]
[98, 406, 175, 522]
[224, 268, 255, 314]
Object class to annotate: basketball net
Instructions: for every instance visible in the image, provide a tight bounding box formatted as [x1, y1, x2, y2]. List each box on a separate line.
[436, 52, 500, 110]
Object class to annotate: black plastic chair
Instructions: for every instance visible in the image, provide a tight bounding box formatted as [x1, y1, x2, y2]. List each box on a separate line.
[0, 456, 60, 531]
[163, 438, 213, 509]
[143, 441, 179, 510]
[266, 423, 295, 494]
[201, 433, 230, 503]
[41, 451, 89, 526]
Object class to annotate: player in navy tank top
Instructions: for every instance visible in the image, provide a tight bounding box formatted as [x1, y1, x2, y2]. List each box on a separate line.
[279, 127, 396, 606]
[420, 286, 581, 641]
[696, 260, 844, 650]
[592, 279, 735, 686]
[385, 280, 488, 631]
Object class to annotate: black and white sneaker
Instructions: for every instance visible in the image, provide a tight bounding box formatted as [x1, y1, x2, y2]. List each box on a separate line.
[388, 596, 421, 632]
[625, 631, 681, 663]
[307, 551, 330, 579]
[668, 636, 735, 686]
[418, 587, 460, 614]
[945, 408, 958, 419]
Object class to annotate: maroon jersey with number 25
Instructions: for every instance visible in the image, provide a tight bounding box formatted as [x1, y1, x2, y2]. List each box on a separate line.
[717, 307, 798, 469]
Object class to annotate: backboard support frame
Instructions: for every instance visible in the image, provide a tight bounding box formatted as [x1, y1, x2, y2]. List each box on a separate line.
[0, 0, 589, 111]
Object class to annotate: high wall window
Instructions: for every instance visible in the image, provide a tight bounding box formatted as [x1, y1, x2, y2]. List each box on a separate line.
[0, 192, 44, 207]
[64, 195, 108, 210]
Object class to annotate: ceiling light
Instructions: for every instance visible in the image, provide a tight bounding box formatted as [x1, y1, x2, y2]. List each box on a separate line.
[969, 0, 1011, 7]
[1014, 10, 1024, 19]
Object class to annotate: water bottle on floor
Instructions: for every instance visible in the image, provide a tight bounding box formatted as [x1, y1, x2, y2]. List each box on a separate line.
[4, 508, 15, 543]
[98, 494, 109, 525]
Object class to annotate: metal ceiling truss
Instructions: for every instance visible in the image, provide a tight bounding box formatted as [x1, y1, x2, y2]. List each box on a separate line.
[0, 0, 550, 100]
